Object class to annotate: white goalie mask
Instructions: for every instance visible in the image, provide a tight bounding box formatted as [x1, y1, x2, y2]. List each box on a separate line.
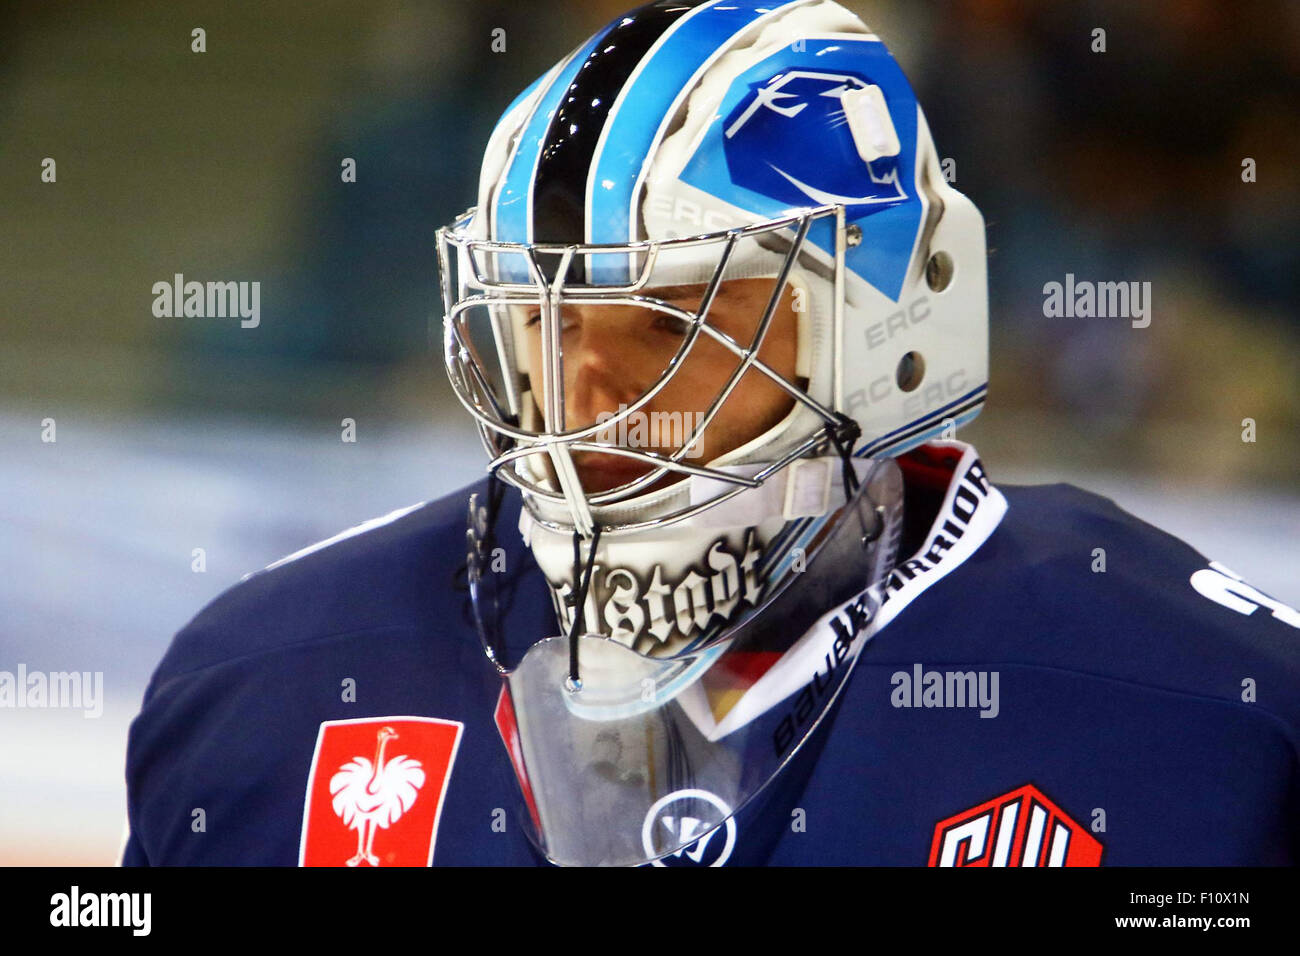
[442, 0, 987, 866]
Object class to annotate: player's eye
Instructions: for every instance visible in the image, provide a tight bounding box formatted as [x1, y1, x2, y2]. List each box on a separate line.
[523, 311, 579, 333]
[652, 312, 690, 335]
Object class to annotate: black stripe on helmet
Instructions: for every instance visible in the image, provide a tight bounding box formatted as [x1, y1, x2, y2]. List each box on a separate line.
[531, 0, 709, 264]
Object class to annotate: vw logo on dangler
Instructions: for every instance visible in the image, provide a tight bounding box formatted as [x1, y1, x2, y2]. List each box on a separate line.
[641, 788, 737, 867]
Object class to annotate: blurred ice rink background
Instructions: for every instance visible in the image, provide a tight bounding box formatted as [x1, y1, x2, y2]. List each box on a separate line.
[2, 0, 1297, 864]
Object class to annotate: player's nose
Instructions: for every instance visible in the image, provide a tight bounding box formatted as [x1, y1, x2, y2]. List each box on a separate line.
[564, 308, 645, 429]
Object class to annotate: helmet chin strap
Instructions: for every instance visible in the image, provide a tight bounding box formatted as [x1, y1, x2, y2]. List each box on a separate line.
[829, 412, 863, 501]
[564, 523, 603, 690]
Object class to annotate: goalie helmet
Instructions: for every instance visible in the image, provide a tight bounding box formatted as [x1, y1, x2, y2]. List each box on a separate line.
[439, 0, 987, 866]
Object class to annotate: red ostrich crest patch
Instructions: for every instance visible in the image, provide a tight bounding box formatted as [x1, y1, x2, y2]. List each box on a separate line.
[300, 716, 463, 867]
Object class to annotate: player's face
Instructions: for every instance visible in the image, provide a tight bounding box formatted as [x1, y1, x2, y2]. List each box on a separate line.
[519, 277, 800, 493]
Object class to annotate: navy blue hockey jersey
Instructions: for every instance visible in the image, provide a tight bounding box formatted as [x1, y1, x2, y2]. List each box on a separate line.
[121, 442, 1300, 866]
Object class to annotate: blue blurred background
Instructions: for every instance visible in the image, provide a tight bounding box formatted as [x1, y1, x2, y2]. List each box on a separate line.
[1, 0, 1297, 863]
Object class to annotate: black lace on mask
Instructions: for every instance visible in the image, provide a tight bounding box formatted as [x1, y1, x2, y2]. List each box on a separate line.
[564, 523, 603, 687]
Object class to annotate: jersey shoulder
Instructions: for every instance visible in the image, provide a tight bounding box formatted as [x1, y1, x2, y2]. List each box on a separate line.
[124, 478, 544, 866]
[147, 477, 516, 690]
[907, 480, 1300, 730]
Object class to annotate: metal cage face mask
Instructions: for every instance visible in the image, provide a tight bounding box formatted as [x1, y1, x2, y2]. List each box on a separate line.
[437, 203, 854, 539]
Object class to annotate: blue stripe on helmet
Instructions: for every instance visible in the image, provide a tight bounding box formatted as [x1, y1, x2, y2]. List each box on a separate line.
[493, 33, 606, 247]
[585, 0, 804, 268]
[501, 72, 548, 137]
[481, 72, 548, 239]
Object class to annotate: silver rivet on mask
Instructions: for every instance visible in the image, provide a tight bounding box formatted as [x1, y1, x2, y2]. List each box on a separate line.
[846, 224, 863, 247]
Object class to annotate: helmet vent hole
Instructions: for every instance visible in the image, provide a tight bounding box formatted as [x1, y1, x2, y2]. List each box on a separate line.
[896, 351, 925, 392]
[925, 251, 954, 292]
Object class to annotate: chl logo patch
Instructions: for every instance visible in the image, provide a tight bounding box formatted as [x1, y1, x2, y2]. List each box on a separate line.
[929, 784, 1103, 867]
[299, 716, 463, 867]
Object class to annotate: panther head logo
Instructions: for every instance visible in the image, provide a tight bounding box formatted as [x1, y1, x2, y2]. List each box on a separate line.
[722, 69, 908, 212]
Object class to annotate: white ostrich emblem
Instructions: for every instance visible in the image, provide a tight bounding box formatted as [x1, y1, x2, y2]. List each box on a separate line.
[329, 726, 426, 866]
